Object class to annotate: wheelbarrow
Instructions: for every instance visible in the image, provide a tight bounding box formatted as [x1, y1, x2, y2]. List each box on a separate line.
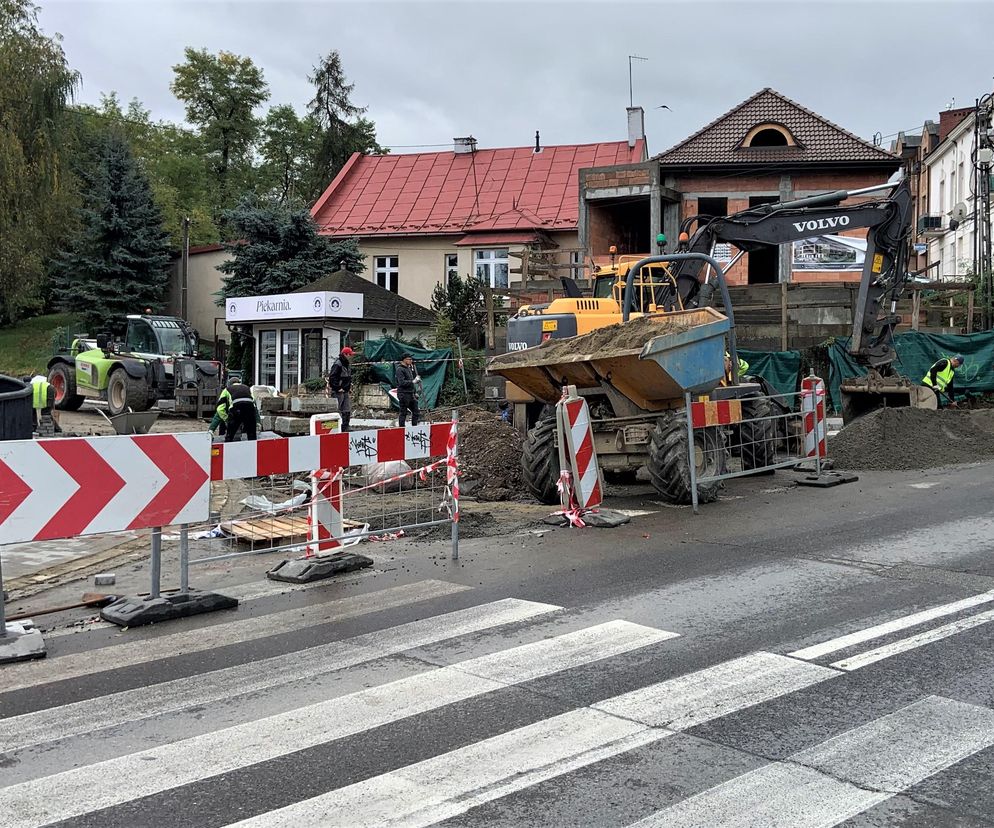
[97, 408, 160, 435]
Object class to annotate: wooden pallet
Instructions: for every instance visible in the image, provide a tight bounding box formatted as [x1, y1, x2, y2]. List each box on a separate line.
[222, 514, 364, 544]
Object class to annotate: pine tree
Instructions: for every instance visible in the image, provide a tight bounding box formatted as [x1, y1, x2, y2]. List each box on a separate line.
[51, 130, 173, 332]
[217, 196, 364, 299]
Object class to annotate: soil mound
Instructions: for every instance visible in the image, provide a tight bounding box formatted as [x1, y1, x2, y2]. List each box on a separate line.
[456, 410, 526, 501]
[830, 407, 994, 470]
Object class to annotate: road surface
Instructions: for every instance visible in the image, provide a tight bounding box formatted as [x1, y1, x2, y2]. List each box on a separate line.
[2, 461, 994, 826]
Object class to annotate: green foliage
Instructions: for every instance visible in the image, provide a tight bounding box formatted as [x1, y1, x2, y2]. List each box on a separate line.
[217, 196, 365, 299]
[259, 104, 321, 205]
[430, 314, 485, 406]
[170, 48, 270, 220]
[0, 312, 76, 376]
[0, 0, 80, 323]
[305, 50, 384, 201]
[50, 131, 173, 332]
[431, 273, 487, 342]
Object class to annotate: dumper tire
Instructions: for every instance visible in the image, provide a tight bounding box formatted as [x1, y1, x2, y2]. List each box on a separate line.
[522, 416, 561, 505]
[739, 394, 777, 472]
[49, 363, 84, 411]
[648, 415, 725, 504]
[107, 368, 149, 416]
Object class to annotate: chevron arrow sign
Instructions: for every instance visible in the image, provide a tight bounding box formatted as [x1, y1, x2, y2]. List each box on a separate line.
[0, 432, 211, 545]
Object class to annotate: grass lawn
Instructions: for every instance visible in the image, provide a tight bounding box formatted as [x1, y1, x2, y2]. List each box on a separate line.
[0, 313, 77, 378]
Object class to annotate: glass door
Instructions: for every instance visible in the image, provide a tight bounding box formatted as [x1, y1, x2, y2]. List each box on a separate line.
[302, 329, 323, 384]
[280, 329, 300, 392]
[259, 330, 277, 387]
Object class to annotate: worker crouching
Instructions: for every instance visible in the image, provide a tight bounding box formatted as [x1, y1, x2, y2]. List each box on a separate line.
[922, 355, 964, 408]
[213, 378, 261, 441]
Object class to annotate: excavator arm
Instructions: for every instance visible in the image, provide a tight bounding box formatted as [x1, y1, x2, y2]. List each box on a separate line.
[671, 176, 914, 370]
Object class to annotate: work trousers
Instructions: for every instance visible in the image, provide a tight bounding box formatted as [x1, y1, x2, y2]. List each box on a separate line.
[225, 401, 258, 442]
[335, 390, 352, 431]
[398, 393, 420, 427]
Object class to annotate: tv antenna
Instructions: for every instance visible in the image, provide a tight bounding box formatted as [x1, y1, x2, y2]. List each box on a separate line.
[629, 55, 648, 108]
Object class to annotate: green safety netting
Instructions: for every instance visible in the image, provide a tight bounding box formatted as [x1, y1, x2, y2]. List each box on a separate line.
[826, 331, 994, 410]
[738, 348, 803, 398]
[362, 339, 452, 409]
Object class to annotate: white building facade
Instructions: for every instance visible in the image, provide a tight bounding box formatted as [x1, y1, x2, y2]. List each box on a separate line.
[924, 113, 978, 278]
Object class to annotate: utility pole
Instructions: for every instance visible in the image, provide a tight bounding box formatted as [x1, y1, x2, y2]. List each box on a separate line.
[181, 217, 190, 320]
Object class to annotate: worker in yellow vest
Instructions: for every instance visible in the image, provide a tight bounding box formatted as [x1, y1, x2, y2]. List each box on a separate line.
[724, 351, 750, 384]
[922, 355, 964, 407]
[26, 375, 60, 433]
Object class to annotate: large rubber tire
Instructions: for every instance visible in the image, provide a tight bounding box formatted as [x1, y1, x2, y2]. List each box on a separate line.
[739, 394, 777, 471]
[648, 414, 726, 504]
[521, 416, 561, 505]
[48, 363, 84, 411]
[107, 369, 149, 415]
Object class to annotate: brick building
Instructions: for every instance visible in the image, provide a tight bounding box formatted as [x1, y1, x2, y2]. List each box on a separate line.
[579, 88, 902, 285]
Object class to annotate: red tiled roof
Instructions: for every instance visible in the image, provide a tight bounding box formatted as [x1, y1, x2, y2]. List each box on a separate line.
[312, 140, 646, 237]
[655, 88, 898, 166]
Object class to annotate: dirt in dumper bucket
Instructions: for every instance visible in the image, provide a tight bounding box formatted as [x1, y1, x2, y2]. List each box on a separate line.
[830, 407, 994, 471]
[455, 411, 527, 501]
[490, 315, 694, 369]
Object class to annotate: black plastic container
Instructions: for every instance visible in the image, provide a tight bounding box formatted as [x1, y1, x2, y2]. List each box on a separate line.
[0, 375, 34, 440]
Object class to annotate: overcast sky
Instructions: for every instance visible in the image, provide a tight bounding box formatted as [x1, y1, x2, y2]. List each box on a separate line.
[38, 0, 994, 156]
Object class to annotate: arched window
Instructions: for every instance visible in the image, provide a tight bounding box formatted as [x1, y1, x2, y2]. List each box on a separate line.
[740, 123, 798, 149]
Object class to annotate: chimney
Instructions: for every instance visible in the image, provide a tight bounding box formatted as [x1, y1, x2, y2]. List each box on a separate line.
[535, 130, 541, 153]
[454, 136, 477, 154]
[626, 106, 645, 149]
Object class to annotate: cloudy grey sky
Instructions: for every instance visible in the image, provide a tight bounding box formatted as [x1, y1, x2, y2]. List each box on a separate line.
[39, 0, 994, 155]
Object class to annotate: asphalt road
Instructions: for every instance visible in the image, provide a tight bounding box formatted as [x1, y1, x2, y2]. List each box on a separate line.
[3, 461, 994, 827]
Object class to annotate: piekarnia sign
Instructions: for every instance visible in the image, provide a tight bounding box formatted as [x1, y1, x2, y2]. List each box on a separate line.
[225, 291, 364, 323]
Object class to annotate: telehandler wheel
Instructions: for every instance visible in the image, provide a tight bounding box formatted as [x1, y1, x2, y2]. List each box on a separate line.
[521, 415, 561, 505]
[107, 369, 149, 416]
[48, 363, 84, 411]
[739, 393, 777, 472]
[648, 414, 726, 504]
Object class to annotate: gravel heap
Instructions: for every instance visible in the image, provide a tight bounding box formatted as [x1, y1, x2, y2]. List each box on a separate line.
[830, 407, 994, 470]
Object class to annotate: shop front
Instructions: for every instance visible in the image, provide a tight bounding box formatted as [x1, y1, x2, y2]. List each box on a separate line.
[225, 290, 364, 391]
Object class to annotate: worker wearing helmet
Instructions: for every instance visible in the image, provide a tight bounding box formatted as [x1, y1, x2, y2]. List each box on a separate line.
[922, 355, 964, 407]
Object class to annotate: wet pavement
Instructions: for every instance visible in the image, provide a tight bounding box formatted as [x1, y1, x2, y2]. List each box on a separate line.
[3, 460, 994, 826]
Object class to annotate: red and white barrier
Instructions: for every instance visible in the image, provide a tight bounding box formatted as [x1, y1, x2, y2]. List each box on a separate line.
[555, 387, 602, 526]
[801, 375, 827, 458]
[306, 414, 344, 556]
[0, 433, 210, 545]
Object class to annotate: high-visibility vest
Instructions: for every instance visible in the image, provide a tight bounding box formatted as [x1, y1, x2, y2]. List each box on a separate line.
[215, 388, 232, 422]
[31, 377, 50, 410]
[922, 359, 956, 392]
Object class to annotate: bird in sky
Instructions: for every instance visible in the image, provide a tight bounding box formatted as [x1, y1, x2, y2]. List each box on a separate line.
[656, 105, 672, 111]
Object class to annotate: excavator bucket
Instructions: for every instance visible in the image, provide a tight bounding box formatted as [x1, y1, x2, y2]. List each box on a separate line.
[488, 309, 729, 410]
[839, 372, 937, 424]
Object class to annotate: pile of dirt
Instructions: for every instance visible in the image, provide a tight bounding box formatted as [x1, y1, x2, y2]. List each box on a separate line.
[830, 407, 994, 471]
[456, 411, 526, 501]
[490, 315, 693, 369]
[413, 510, 499, 541]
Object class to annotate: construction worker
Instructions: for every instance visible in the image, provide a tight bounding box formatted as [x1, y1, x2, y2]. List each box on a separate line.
[209, 384, 232, 437]
[395, 353, 421, 427]
[328, 346, 354, 432]
[219, 378, 261, 442]
[24, 375, 60, 433]
[724, 352, 750, 384]
[922, 354, 964, 407]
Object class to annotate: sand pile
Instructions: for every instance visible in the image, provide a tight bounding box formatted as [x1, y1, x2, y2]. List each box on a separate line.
[830, 407, 994, 470]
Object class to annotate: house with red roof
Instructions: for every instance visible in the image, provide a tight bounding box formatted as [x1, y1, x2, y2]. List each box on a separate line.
[311, 114, 648, 306]
[579, 89, 901, 285]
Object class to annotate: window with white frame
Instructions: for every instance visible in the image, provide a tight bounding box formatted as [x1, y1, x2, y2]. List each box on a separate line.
[445, 253, 459, 281]
[474, 248, 509, 289]
[374, 256, 399, 293]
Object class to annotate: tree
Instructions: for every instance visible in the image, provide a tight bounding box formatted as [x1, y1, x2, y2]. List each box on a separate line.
[0, 0, 80, 322]
[431, 272, 487, 342]
[50, 130, 173, 332]
[305, 50, 383, 201]
[217, 195, 364, 300]
[258, 105, 320, 205]
[170, 48, 269, 218]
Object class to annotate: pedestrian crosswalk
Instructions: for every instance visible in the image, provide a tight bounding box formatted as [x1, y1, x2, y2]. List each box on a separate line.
[3, 577, 994, 827]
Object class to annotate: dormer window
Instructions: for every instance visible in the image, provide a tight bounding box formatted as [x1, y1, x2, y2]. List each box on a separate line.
[739, 123, 799, 149]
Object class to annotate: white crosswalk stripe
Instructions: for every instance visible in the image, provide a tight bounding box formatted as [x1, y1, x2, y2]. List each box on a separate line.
[5, 582, 994, 828]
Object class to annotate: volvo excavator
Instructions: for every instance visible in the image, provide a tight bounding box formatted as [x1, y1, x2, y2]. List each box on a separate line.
[489, 172, 930, 504]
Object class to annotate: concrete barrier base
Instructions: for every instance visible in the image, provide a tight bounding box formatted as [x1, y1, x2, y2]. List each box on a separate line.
[100, 590, 238, 627]
[267, 552, 374, 583]
[0, 622, 46, 664]
[796, 472, 859, 488]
